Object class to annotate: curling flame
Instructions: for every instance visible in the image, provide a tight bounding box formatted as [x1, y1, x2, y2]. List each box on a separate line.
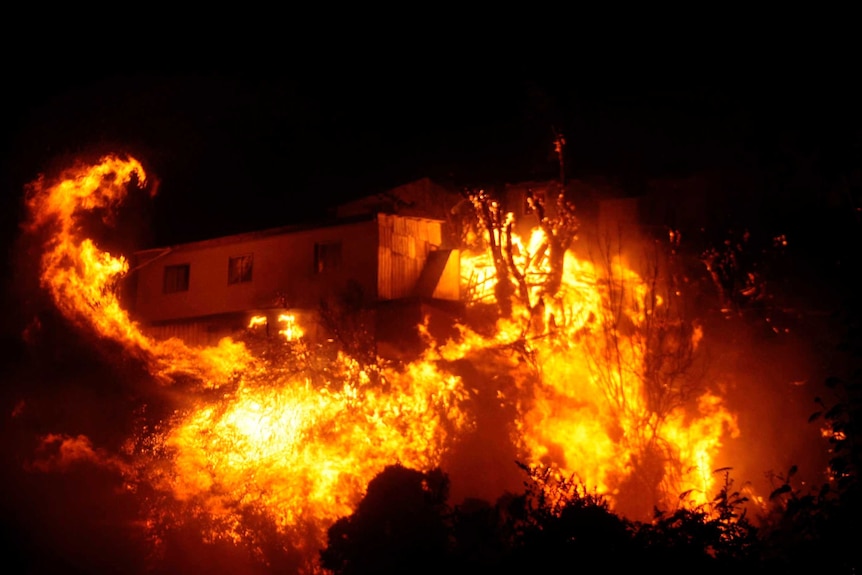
[26, 156, 151, 349]
[25, 155, 251, 387]
[26, 155, 471, 567]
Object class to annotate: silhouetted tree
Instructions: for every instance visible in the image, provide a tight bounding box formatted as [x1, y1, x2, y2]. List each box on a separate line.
[465, 185, 579, 324]
[762, 371, 862, 574]
[320, 464, 451, 575]
[509, 463, 636, 572]
[318, 280, 377, 366]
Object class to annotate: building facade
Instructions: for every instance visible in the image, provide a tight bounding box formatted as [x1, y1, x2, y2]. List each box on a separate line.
[126, 213, 460, 351]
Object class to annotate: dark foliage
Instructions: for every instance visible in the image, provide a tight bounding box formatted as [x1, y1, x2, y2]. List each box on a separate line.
[321, 462, 766, 575]
[759, 373, 862, 574]
[320, 464, 451, 575]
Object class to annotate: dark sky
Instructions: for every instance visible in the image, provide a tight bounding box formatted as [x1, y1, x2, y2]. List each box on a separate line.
[4, 66, 860, 242]
[3, 62, 861, 302]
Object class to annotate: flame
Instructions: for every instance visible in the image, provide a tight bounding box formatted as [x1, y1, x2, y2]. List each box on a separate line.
[459, 226, 739, 512]
[25, 155, 471, 566]
[150, 352, 469, 551]
[25, 156, 151, 349]
[24, 155, 252, 388]
[24, 156, 743, 570]
[247, 313, 304, 341]
[277, 313, 303, 341]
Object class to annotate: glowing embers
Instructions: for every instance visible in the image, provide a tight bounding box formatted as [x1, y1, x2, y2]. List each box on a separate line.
[155, 352, 470, 553]
[247, 313, 304, 341]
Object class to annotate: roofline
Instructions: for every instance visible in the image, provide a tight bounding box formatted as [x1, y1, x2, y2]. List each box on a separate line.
[134, 212, 444, 255]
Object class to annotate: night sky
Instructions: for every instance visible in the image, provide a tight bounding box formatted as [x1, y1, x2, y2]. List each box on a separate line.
[4, 67, 860, 242]
[2, 61, 861, 338]
[2, 50, 862, 574]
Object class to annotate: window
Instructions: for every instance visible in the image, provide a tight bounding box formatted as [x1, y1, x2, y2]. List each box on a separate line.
[228, 254, 253, 284]
[314, 242, 342, 273]
[163, 264, 190, 293]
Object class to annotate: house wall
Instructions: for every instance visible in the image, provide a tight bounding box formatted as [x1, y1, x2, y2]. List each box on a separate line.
[141, 308, 325, 348]
[431, 250, 461, 300]
[131, 218, 380, 324]
[377, 214, 443, 299]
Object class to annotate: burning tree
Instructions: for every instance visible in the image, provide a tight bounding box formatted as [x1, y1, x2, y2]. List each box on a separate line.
[584, 232, 712, 516]
[465, 185, 579, 331]
[465, 188, 518, 318]
[458, 186, 737, 518]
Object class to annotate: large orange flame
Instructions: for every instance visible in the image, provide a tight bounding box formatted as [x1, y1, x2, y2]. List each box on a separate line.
[25, 155, 743, 570]
[458, 226, 739, 514]
[24, 155, 251, 387]
[25, 156, 472, 567]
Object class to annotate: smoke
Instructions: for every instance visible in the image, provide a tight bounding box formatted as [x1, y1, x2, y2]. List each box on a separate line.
[27, 433, 119, 472]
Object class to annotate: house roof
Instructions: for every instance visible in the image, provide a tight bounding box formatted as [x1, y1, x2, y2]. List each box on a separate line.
[334, 177, 462, 220]
[133, 212, 444, 257]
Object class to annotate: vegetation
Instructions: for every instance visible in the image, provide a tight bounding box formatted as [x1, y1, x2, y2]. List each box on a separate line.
[320, 393, 861, 575]
[319, 186, 861, 574]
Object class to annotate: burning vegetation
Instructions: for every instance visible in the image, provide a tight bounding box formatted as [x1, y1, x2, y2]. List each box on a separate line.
[10, 155, 860, 573]
[20, 155, 471, 572]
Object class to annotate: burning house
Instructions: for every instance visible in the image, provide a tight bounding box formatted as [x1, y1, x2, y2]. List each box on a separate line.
[19, 155, 795, 574]
[125, 212, 461, 355]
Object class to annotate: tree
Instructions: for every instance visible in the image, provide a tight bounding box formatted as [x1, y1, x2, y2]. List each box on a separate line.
[466, 184, 579, 327]
[320, 464, 451, 575]
[583, 231, 710, 516]
[467, 189, 518, 318]
[762, 373, 862, 573]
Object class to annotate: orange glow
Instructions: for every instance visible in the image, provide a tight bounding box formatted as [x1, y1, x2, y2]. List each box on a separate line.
[26, 155, 472, 567]
[277, 313, 302, 341]
[153, 352, 470, 548]
[25, 156, 743, 570]
[458, 224, 739, 512]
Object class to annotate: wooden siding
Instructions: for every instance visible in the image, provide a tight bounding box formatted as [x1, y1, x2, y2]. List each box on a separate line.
[377, 215, 442, 300]
[129, 213, 452, 353]
[130, 218, 378, 323]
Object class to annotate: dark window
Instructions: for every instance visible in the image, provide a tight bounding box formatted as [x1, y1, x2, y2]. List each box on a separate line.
[228, 254, 253, 284]
[163, 264, 190, 293]
[314, 242, 342, 273]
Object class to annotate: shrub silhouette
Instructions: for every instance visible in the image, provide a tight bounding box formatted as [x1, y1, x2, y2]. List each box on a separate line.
[320, 464, 450, 575]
